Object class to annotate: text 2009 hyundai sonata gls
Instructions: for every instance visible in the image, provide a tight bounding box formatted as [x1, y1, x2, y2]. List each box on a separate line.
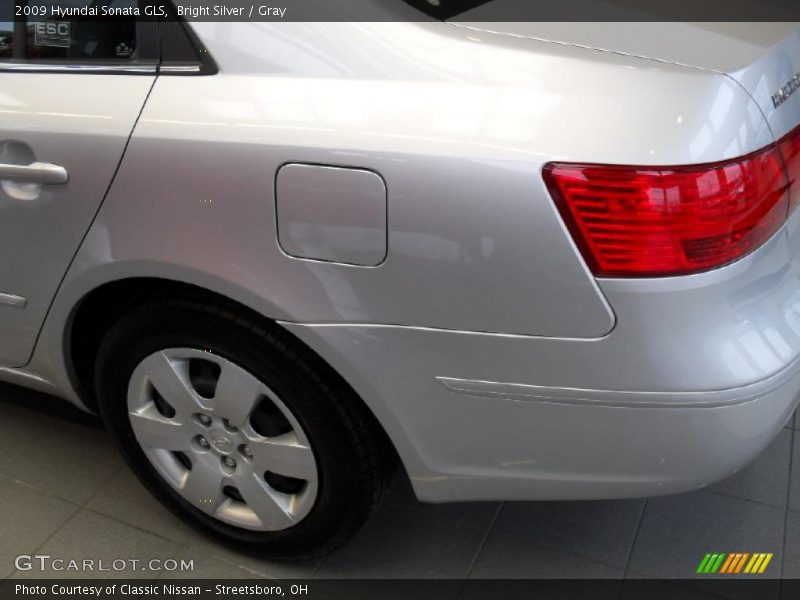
[1, 5, 799, 557]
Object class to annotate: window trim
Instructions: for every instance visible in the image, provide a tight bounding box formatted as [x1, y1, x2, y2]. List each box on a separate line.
[0, 60, 157, 74]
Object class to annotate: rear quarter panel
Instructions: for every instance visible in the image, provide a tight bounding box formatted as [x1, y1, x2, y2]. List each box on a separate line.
[44, 22, 773, 344]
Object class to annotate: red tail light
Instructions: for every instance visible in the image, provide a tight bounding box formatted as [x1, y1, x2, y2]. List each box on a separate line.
[544, 125, 800, 278]
[780, 125, 800, 213]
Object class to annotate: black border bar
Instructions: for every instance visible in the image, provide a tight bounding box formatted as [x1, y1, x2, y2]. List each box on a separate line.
[2, 579, 797, 600]
[13, 0, 800, 22]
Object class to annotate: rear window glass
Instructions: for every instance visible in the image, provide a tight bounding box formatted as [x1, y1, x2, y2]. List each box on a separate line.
[27, 0, 136, 60]
[2, 0, 137, 61]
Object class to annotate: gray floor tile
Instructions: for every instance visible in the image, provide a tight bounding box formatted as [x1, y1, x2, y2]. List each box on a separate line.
[629, 491, 783, 599]
[0, 400, 122, 505]
[709, 428, 792, 508]
[781, 511, 800, 578]
[86, 467, 198, 544]
[316, 503, 486, 578]
[794, 410, 799, 430]
[470, 534, 622, 579]
[789, 431, 800, 513]
[630, 491, 784, 578]
[781, 513, 800, 598]
[384, 475, 500, 531]
[487, 499, 643, 568]
[0, 477, 79, 578]
[12, 510, 182, 579]
[180, 535, 320, 580]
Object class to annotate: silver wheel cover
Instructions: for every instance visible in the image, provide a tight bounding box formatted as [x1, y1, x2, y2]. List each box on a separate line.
[127, 348, 318, 531]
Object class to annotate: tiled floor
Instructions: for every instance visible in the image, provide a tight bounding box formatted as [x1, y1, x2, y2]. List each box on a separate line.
[0, 382, 797, 591]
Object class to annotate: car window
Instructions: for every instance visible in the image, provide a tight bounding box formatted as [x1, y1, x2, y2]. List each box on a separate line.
[7, 0, 138, 61]
[0, 3, 12, 59]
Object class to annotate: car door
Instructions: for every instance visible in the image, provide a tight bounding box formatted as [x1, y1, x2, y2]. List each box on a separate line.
[0, 1, 156, 366]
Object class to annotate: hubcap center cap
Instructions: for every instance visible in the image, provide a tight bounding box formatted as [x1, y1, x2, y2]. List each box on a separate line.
[209, 431, 234, 453]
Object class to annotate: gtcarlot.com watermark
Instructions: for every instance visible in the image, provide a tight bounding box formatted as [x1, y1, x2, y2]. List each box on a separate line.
[14, 554, 194, 573]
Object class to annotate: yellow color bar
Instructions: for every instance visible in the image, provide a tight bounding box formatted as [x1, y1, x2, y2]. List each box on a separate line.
[758, 553, 773, 574]
[744, 554, 760, 574]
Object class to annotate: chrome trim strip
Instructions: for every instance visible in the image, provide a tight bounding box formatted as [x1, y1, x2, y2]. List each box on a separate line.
[0, 62, 156, 74]
[278, 320, 610, 342]
[159, 64, 202, 73]
[0, 293, 27, 308]
[435, 372, 792, 409]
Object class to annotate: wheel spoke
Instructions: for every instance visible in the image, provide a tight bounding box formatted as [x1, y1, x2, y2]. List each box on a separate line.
[235, 471, 295, 529]
[214, 360, 264, 427]
[129, 406, 187, 451]
[141, 351, 205, 416]
[179, 453, 226, 515]
[249, 433, 317, 482]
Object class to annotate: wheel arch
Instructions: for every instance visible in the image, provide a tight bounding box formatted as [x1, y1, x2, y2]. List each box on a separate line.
[66, 277, 199, 410]
[64, 277, 399, 475]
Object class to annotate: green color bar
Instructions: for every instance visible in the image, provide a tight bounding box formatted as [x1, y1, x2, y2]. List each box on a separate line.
[710, 554, 726, 573]
[697, 554, 713, 573]
[705, 554, 719, 573]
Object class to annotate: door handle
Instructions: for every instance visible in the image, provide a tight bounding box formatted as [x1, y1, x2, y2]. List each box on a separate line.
[0, 161, 68, 185]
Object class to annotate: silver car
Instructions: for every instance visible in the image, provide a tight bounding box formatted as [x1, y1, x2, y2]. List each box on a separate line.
[1, 3, 800, 557]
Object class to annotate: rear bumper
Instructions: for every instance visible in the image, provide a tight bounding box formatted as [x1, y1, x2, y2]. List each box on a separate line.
[282, 212, 800, 503]
[285, 320, 800, 503]
[427, 362, 799, 501]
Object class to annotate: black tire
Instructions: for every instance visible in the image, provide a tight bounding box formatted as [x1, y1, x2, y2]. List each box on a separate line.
[94, 293, 393, 559]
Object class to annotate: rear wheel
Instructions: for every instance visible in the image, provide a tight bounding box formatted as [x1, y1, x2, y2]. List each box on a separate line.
[94, 296, 392, 558]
